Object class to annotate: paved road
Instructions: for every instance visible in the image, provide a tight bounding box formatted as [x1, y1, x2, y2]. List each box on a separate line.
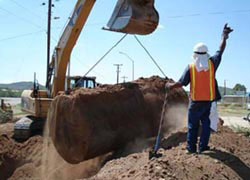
[221, 115, 250, 128]
[1, 98, 21, 106]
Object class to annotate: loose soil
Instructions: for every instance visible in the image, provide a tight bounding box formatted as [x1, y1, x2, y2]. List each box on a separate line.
[0, 122, 250, 179]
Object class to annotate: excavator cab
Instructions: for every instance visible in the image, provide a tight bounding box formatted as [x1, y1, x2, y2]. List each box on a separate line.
[67, 76, 96, 89]
[105, 0, 159, 35]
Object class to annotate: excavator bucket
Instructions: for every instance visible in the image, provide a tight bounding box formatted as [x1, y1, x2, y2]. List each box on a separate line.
[104, 0, 159, 35]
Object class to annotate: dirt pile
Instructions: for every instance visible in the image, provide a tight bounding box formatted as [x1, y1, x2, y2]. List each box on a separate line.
[0, 122, 250, 179]
[0, 133, 43, 180]
[87, 126, 250, 180]
[0, 128, 106, 180]
[48, 76, 188, 164]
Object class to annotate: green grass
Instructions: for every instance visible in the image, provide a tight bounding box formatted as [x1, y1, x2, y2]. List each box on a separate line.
[230, 125, 250, 137]
[218, 104, 249, 117]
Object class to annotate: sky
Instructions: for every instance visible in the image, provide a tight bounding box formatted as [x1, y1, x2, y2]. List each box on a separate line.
[0, 0, 249, 92]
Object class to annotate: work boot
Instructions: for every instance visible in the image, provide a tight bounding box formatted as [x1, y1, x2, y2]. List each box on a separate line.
[185, 149, 196, 154]
[198, 146, 210, 154]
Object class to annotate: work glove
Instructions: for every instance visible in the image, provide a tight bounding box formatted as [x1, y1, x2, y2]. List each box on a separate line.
[222, 23, 233, 40]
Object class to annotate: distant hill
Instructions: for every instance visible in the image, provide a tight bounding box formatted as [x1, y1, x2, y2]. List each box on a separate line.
[0, 82, 45, 91]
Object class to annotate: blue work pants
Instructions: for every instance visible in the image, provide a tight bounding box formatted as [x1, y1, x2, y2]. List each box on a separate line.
[186, 101, 212, 152]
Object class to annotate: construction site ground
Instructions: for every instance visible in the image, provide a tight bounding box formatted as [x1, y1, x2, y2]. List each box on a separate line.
[0, 117, 249, 179]
[0, 96, 250, 180]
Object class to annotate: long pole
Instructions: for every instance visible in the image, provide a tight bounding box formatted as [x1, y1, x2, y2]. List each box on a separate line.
[224, 79, 227, 96]
[119, 52, 134, 81]
[121, 76, 128, 83]
[132, 61, 134, 81]
[46, 0, 52, 87]
[114, 64, 122, 84]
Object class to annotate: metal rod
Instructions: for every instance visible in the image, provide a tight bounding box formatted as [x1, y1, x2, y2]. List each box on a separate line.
[84, 34, 127, 77]
[114, 64, 122, 84]
[119, 51, 134, 81]
[46, 0, 52, 87]
[224, 79, 227, 96]
[134, 35, 167, 78]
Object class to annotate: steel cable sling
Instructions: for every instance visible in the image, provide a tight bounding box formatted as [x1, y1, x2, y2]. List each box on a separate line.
[134, 35, 167, 78]
[83, 34, 128, 77]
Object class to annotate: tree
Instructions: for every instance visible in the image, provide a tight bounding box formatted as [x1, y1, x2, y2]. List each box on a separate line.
[233, 83, 247, 92]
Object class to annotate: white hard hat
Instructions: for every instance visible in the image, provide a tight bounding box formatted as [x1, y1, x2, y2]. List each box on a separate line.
[193, 42, 208, 54]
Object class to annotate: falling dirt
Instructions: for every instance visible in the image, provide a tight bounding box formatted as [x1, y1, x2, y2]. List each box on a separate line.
[163, 104, 188, 135]
[39, 120, 108, 180]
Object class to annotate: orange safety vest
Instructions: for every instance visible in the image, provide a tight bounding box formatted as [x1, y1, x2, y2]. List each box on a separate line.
[189, 60, 215, 101]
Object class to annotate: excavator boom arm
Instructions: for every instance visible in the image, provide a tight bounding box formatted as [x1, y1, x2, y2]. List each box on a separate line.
[51, 0, 96, 97]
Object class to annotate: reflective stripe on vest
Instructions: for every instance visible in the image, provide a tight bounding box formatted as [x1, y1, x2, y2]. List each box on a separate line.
[189, 60, 215, 101]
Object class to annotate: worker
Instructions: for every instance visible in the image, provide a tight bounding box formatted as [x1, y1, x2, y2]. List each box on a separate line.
[166, 24, 233, 154]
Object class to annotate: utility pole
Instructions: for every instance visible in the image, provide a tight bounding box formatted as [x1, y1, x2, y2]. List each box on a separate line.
[119, 51, 134, 81]
[121, 76, 128, 83]
[224, 79, 227, 96]
[114, 64, 123, 84]
[46, 0, 52, 87]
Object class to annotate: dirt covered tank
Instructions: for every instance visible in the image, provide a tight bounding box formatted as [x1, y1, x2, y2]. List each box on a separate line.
[48, 76, 188, 164]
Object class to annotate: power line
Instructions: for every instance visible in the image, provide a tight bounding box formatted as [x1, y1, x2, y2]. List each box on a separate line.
[7, 0, 63, 44]
[0, 5, 59, 43]
[0, 30, 44, 42]
[9, 0, 45, 20]
[0, 26, 64, 43]
[167, 9, 250, 19]
[0, 6, 44, 29]
[13, 32, 41, 82]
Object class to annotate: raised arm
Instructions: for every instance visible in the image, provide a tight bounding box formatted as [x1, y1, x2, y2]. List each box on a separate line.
[219, 23, 233, 54]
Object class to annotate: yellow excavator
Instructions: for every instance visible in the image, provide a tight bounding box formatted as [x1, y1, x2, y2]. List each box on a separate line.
[14, 0, 159, 139]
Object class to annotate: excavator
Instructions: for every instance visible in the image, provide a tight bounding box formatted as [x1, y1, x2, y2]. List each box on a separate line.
[13, 0, 159, 139]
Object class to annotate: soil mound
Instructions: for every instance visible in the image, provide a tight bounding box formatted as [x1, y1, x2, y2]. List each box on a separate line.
[0, 123, 250, 179]
[0, 133, 43, 180]
[87, 126, 250, 180]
